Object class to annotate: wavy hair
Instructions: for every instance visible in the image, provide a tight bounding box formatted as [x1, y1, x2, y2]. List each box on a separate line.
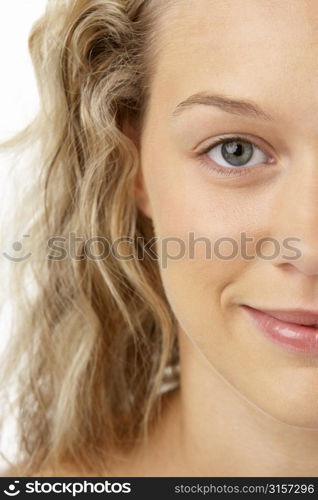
[0, 0, 180, 476]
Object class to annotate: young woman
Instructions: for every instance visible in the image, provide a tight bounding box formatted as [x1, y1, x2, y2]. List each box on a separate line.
[2, 0, 318, 477]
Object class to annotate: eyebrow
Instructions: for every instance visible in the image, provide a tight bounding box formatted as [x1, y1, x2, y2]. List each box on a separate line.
[171, 92, 274, 121]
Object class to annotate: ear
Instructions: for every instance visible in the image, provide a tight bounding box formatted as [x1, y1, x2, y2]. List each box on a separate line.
[122, 117, 153, 219]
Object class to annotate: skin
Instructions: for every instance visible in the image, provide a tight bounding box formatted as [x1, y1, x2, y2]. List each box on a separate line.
[13, 0, 318, 477]
[123, 0, 318, 476]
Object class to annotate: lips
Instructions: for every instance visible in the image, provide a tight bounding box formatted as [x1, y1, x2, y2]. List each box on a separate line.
[241, 305, 318, 354]
[252, 308, 318, 327]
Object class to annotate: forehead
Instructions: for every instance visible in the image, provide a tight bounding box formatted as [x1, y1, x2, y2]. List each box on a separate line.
[147, 0, 318, 122]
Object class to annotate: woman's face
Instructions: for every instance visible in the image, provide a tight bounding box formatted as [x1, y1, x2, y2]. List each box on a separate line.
[137, 0, 318, 427]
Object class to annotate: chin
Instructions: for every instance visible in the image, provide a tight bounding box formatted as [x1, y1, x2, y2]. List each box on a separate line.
[251, 381, 318, 429]
[266, 407, 318, 430]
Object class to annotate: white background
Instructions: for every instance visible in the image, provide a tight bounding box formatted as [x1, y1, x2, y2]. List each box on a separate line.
[0, 0, 47, 472]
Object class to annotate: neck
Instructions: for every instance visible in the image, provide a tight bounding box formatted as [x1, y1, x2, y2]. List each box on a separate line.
[170, 327, 318, 476]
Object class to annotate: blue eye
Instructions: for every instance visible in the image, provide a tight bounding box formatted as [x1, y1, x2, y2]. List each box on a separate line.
[206, 138, 268, 168]
[196, 134, 275, 178]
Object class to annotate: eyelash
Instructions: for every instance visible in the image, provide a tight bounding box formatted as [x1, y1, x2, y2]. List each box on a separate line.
[196, 135, 274, 177]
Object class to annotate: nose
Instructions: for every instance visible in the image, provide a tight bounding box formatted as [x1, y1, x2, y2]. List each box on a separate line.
[281, 242, 318, 276]
[271, 158, 318, 277]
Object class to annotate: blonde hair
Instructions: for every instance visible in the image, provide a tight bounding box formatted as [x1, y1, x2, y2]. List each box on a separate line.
[0, 0, 180, 476]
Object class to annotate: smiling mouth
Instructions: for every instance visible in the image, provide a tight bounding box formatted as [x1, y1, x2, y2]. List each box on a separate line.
[240, 305, 318, 354]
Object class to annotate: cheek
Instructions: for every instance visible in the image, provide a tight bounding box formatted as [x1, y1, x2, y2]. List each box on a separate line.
[142, 157, 250, 339]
